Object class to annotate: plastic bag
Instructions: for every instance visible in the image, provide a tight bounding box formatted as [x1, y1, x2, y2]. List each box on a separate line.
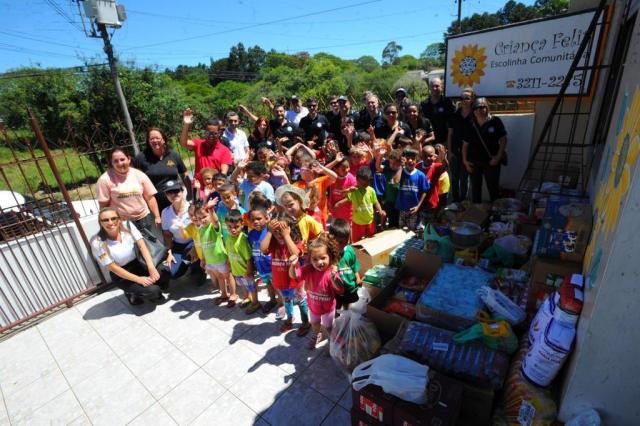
[423, 223, 455, 262]
[352, 354, 428, 404]
[453, 320, 518, 354]
[494, 235, 531, 256]
[478, 286, 526, 325]
[349, 286, 371, 314]
[330, 309, 381, 373]
[482, 244, 515, 268]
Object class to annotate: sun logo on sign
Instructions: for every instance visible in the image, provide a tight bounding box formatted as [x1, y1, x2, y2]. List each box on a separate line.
[450, 44, 487, 86]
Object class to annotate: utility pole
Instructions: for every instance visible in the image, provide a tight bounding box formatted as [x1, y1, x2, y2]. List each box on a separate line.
[78, 0, 139, 154]
[97, 23, 138, 154]
[457, 0, 463, 33]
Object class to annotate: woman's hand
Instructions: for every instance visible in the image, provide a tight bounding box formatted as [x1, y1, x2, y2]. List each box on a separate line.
[148, 266, 160, 282]
[183, 108, 194, 125]
[136, 276, 155, 286]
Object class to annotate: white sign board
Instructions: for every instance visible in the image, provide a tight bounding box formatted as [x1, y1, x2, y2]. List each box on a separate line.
[445, 10, 603, 97]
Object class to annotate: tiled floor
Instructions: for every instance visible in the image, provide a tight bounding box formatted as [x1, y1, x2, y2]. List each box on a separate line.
[0, 281, 353, 425]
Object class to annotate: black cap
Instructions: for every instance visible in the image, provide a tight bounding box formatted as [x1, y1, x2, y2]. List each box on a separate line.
[164, 180, 182, 192]
[306, 97, 318, 105]
[395, 87, 407, 95]
[290, 95, 299, 101]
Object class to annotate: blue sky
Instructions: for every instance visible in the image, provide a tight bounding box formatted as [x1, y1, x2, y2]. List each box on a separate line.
[0, 0, 532, 72]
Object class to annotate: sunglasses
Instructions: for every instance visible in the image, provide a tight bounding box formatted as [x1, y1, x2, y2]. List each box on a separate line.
[330, 101, 338, 105]
[100, 217, 120, 223]
[461, 96, 472, 100]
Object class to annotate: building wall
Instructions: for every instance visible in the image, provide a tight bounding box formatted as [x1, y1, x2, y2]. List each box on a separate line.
[558, 3, 640, 423]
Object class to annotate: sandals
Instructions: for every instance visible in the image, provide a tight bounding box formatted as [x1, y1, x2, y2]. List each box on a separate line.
[226, 298, 237, 308]
[280, 319, 293, 333]
[245, 303, 262, 315]
[239, 298, 252, 308]
[307, 331, 324, 350]
[262, 300, 278, 314]
[213, 296, 229, 306]
[297, 323, 311, 337]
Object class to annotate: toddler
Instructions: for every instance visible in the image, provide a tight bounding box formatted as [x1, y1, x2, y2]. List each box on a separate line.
[328, 219, 361, 310]
[215, 183, 246, 239]
[248, 206, 280, 315]
[328, 155, 356, 222]
[290, 233, 344, 349]
[224, 209, 260, 313]
[342, 167, 385, 241]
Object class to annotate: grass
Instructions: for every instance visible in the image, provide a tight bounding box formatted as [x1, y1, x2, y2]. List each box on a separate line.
[0, 147, 102, 197]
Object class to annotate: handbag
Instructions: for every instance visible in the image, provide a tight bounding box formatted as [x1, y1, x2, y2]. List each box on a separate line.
[126, 221, 167, 268]
[473, 122, 508, 166]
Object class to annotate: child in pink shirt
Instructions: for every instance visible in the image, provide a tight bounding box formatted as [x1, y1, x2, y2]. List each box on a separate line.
[289, 233, 344, 349]
[328, 156, 356, 222]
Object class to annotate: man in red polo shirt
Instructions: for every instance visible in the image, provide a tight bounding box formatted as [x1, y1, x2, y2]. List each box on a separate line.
[179, 108, 233, 184]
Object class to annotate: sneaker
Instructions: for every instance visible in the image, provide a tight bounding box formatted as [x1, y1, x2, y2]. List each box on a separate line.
[274, 306, 286, 320]
[307, 331, 324, 350]
[296, 322, 311, 337]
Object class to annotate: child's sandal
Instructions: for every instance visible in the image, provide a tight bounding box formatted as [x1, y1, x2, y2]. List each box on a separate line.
[296, 323, 311, 337]
[245, 303, 262, 315]
[213, 296, 228, 306]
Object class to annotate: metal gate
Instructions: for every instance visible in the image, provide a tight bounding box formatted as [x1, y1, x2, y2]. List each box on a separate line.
[0, 112, 115, 333]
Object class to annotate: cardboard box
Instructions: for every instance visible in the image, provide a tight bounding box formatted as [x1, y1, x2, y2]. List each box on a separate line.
[353, 230, 415, 274]
[536, 201, 592, 263]
[352, 407, 384, 426]
[457, 206, 490, 227]
[352, 384, 398, 425]
[527, 257, 583, 313]
[367, 250, 443, 342]
[393, 371, 464, 426]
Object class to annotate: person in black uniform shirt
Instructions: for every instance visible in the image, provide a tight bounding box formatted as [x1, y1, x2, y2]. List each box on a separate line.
[462, 98, 508, 203]
[447, 87, 476, 202]
[394, 88, 411, 121]
[374, 104, 413, 140]
[299, 97, 329, 148]
[325, 95, 342, 136]
[405, 103, 434, 145]
[356, 93, 382, 133]
[133, 128, 191, 212]
[420, 77, 455, 144]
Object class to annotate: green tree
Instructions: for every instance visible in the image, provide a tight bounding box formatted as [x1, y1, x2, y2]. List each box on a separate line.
[394, 55, 421, 70]
[382, 41, 403, 66]
[354, 55, 380, 72]
[420, 43, 445, 70]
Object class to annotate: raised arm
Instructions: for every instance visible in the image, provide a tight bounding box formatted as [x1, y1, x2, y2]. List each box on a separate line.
[238, 104, 258, 123]
[179, 108, 196, 150]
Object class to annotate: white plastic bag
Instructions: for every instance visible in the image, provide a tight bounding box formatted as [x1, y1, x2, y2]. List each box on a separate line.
[349, 286, 371, 314]
[494, 235, 531, 256]
[478, 285, 526, 325]
[330, 308, 381, 373]
[352, 354, 429, 404]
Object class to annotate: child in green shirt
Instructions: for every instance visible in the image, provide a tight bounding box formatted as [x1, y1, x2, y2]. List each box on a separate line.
[328, 219, 362, 310]
[344, 167, 386, 242]
[224, 209, 261, 314]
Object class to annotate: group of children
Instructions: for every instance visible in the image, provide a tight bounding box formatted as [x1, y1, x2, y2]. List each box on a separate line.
[181, 135, 450, 348]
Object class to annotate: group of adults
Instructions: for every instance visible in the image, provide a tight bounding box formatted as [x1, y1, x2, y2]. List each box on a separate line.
[90, 77, 507, 304]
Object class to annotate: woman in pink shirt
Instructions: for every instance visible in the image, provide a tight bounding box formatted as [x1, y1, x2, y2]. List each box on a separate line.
[97, 147, 161, 237]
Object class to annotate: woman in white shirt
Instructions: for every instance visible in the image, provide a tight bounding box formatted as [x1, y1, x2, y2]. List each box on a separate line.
[161, 180, 195, 279]
[91, 207, 170, 305]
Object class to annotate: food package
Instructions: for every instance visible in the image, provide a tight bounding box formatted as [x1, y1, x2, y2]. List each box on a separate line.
[383, 299, 416, 319]
[478, 286, 526, 325]
[397, 275, 429, 292]
[398, 321, 510, 389]
[330, 310, 381, 373]
[494, 339, 557, 426]
[389, 238, 425, 267]
[391, 287, 420, 304]
[416, 264, 494, 330]
[453, 321, 518, 354]
[362, 265, 398, 288]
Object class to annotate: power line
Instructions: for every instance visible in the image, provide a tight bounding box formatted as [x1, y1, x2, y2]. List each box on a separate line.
[0, 30, 94, 52]
[43, 0, 84, 32]
[120, 0, 382, 52]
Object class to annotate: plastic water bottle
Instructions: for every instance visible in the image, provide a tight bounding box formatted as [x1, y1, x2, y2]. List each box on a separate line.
[565, 409, 601, 426]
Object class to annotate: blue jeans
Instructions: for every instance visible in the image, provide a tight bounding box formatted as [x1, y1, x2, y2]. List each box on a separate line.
[280, 288, 309, 323]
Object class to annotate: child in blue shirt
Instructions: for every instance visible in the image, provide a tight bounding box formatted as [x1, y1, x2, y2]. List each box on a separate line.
[247, 206, 280, 315]
[231, 160, 275, 211]
[393, 148, 430, 232]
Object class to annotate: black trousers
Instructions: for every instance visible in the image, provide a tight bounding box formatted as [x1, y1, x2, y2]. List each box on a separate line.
[383, 201, 400, 229]
[449, 155, 469, 202]
[110, 260, 170, 301]
[470, 163, 501, 203]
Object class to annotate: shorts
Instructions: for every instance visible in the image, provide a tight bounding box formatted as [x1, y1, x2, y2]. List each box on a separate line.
[352, 221, 376, 242]
[335, 288, 360, 307]
[309, 308, 336, 329]
[258, 273, 273, 286]
[234, 275, 256, 292]
[206, 262, 229, 274]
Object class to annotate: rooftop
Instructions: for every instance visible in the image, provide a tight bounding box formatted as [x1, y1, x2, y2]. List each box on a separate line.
[0, 283, 352, 425]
